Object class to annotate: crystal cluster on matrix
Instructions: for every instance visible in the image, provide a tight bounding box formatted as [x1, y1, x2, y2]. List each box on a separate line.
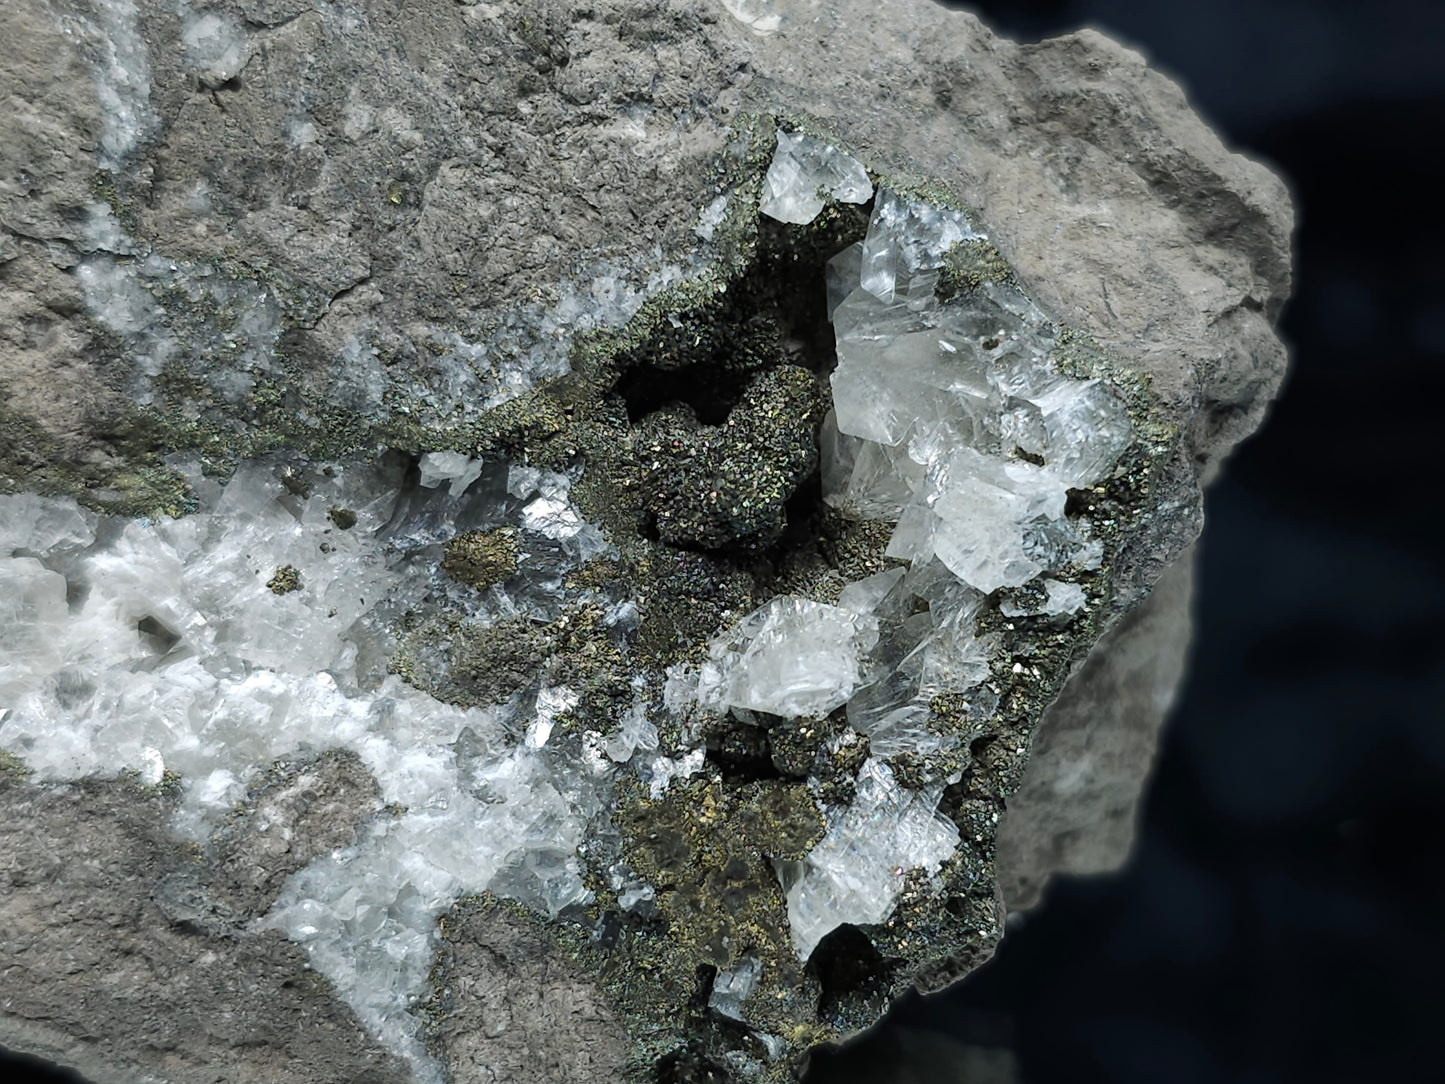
[0, 455, 635, 1080]
[758, 130, 873, 224]
[670, 131, 1134, 961]
[75, 189, 691, 424]
[783, 759, 960, 958]
[0, 118, 1140, 1075]
[60, 0, 706, 433]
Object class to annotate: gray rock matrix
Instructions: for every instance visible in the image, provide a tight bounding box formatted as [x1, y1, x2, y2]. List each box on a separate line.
[0, 0, 1290, 1081]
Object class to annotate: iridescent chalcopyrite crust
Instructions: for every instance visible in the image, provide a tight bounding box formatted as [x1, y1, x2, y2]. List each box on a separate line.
[1, 115, 1181, 1080]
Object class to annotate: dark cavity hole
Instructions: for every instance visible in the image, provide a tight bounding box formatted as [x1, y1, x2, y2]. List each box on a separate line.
[0, 1045, 93, 1083]
[775, 468, 825, 553]
[657, 1042, 731, 1084]
[616, 363, 741, 425]
[611, 200, 873, 427]
[807, 923, 899, 1020]
[689, 963, 719, 1014]
[65, 578, 90, 613]
[612, 201, 872, 567]
[1063, 487, 1091, 517]
[704, 718, 779, 782]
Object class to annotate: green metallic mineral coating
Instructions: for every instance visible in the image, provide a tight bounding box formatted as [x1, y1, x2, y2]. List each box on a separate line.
[3, 108, 1180, 1083]
[441, 528, 520, 590]
[0, 749, 32, 780]
[614, 774, 824, 1034]
[327, 506, 358, 530]
[266, 565, 302, 595]
[936, 238, 1016, 296]
[636, 364, 822, 550]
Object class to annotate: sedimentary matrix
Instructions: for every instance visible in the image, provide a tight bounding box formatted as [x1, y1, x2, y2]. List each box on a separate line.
[0, 2, 1292, 1081]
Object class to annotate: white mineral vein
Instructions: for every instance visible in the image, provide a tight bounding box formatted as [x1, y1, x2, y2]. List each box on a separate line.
[0, 128, 1138, 1071]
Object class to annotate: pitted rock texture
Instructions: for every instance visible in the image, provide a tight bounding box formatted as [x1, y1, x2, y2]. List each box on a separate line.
[430, 900, 632, 1084]
[0, 772, 411, 1084]
[208, 750, 382, 917]
[0, 1, 1292, 1082]
[996, 545, 1196, 911]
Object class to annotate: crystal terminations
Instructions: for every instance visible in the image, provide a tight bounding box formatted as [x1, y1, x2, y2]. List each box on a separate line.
[1, 2, 1293, 1081]
[3, 122, 1168, 1081]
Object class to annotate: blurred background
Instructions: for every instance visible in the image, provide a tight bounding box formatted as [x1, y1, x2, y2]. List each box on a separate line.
[5, 1, 1442, 1081]
[807, 1, 1445, 1082]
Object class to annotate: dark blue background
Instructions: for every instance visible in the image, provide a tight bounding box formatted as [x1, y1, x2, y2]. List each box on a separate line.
[6, 1, 1442, 1081]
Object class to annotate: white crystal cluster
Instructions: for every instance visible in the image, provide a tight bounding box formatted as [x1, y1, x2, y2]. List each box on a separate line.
[0, 456, 631, 1081]
[76, 242, 284, 408]
[180, 9, 249, 87]
[719, 0, 783, 37]
[55, 0, 155, 169]
[692, 596, 878, 720]
[759, 131, 873, 225]
[825, 198, 1132, 593]
[674, 134, 1135, 961]
[783, 759, 959, 957]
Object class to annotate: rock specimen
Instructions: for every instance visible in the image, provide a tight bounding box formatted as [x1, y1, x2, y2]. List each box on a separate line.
[0, 1, 1291, 1082]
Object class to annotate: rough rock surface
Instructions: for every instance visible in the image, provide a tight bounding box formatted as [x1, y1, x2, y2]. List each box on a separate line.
[0, 0, 1289, 511]
[207, 750, 382, 917]
[0, 0, 1291, 1081]
[430, 899, 632, 1083]
[0, 770, 410, 1084]
[995, 546, 1195, 911]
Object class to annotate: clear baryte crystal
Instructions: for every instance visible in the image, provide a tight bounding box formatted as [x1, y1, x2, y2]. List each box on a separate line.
[708, 955, 763, 1021]
[0, 457, 626, 1084]
[825, 241, 864, 320]
[858, 188, 982, 303]
[695, 596, 878, 719]
[758, 131, 873, 225]
[1000, 578, 1088, 618]
[825, 187, 1134, 594]
[785, 759, 959, 960]
[0, 493, 97, 556]
[719, 0, 782, 36]
[695, 194, 729, 240]
[417, 451, 484, 496]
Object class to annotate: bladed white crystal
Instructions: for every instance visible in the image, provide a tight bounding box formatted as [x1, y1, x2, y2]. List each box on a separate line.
[417, 451, 484, 496]
[784, 759, 959, 960]
[695, 596, 878, 720]
[772, 179, 1136, 955]
[695, 194, 729, 240]
[0, 457, 628, 1084]
[708, 955, 762, 1021]
[858, 188, 982, 304]
[1000, 578, 1088, 618]
[720, 0, 782, 36]
[759, 131, 873, 225]
[825, 190, 1133, 594]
